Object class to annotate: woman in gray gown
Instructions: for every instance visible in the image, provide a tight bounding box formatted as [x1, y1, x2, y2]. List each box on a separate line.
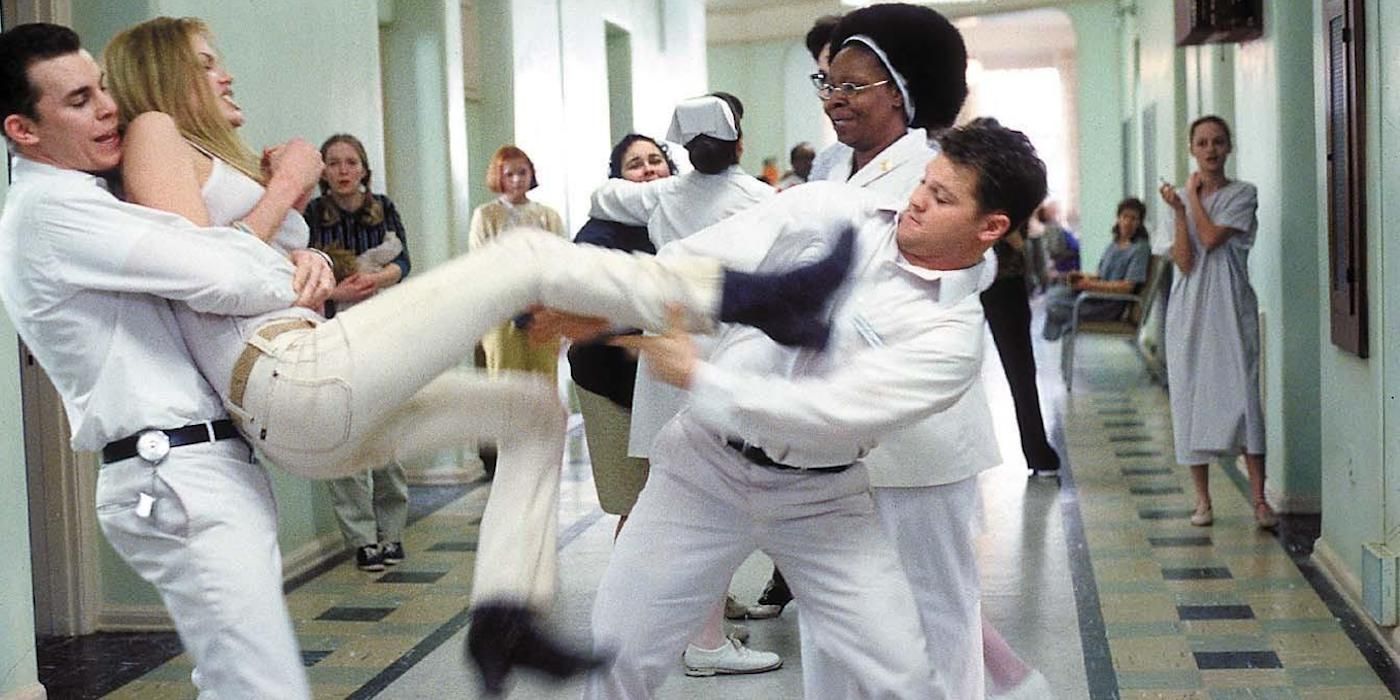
[1159, 115, 1275, 530]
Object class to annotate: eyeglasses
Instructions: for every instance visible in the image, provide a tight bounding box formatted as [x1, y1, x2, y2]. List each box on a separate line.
[813, 78, 891, 101]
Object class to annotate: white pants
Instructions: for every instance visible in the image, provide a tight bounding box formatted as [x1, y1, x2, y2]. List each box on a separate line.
[96, 440, 309, 699]
[586, 416, 939, 699]
[803, 478, 984, 699]
[230, 230, 723, 607]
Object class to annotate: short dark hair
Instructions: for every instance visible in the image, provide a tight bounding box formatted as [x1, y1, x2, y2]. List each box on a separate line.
[1188, 114, 1232, 146]
[827, 4, 968, 130]
[936, 117, 1047, 234]
[789, 142, 815, 161]
[686, 92, 744, 174]
[804, 14, 842, 62]
[0, 23, 82, 123]
[608, 133, 677, 179]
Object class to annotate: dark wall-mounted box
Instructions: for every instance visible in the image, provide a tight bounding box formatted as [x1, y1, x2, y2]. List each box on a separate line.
[1176, 0, 1264, 46]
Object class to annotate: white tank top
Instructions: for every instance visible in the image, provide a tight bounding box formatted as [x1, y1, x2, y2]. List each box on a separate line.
[199, 153, 310, 253]
[174, 146, 319, 401]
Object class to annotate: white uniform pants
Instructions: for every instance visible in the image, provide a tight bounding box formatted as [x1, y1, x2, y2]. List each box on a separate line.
[803, 478, 984, 699]
[96, 440, 308, 699]
[229, 230, 723, 608]
[585, 416, 940, 699]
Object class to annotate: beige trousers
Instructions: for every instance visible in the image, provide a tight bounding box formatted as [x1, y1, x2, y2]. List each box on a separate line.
[227, 229, 723, 606]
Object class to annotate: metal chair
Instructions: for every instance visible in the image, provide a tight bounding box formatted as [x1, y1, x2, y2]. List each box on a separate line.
[1061, 255, 1168, 391]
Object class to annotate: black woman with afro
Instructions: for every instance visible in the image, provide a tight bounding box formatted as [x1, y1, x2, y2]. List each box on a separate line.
[810, 2, 968, 199]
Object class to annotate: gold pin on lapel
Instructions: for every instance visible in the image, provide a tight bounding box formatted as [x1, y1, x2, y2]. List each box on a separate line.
[879, 159, 892, 173]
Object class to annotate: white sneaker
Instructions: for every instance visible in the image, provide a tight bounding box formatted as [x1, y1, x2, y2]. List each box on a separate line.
[682, 635, 782, 677]
[991, 670, 1054, 700]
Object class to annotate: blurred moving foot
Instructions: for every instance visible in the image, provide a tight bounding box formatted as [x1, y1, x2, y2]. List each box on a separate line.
[466, 601, 610, 695]
[719, 228, 855, 350]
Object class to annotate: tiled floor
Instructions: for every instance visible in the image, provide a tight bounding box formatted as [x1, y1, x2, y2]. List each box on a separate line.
[40, 309, 1400, 699]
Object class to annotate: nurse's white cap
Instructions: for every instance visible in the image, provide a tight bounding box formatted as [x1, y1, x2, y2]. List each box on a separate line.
[666, 95, 739, 144]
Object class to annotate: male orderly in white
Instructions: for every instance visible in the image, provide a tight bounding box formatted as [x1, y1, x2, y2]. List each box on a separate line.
[0, 24, 333, 698]
[587, 119, 1048, 698]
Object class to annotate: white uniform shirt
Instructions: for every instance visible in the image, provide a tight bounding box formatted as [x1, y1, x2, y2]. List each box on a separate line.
[808, 141, 851, 183]
[664, 183, 991, 482]
[0, 157, 298, 450]
[589, 165, 773, 250]
[590, 164, 773, 456]
[174, 157, 320, 400]
[815, 128, 1002, 486]
[819, 128, 931, 198]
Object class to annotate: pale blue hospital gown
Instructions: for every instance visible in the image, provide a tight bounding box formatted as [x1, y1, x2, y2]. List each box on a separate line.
[1164, 180, 1265, 465]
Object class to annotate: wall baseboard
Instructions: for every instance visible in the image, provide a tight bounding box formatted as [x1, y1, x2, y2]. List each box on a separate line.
[1312, 538, 1400, 666]
[95, 603, 172, 632]
[96, 533, 348, 632]
[281, 531, 346, 583]
[1229, 456, 1321, 514]
[0, 682, 47, 700]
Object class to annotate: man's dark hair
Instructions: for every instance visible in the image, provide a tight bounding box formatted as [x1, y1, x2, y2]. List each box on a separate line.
[827, 4, 968, 131]
[804, 14, 842, 62]
[936, 117, 1047, 235]
[0, 23, 82, 122]
[686, 92, 744, 174]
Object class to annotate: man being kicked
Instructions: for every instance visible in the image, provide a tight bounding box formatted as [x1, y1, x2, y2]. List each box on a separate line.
[586, 119, 1048, 698]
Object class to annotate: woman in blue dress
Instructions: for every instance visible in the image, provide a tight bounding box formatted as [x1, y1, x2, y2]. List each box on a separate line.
[1158, 115, 1274, 529]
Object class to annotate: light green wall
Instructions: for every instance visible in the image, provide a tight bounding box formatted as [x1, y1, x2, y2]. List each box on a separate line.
[1063, 1, 1123, 271]
[707, 38, 829, 181]
[466, 0, 515, 216]
[707, 40, 789, 177]
[1229, 0, 1320, 508]
[380, 0, 469, 263]
[0, 162, 39, 700]
[1317, 0, 1397, 583]
[502, 0, 708, 235]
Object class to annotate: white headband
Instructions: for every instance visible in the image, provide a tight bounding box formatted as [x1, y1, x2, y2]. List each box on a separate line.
[666, 95, 739, 144]
[842, 34, 915, 125]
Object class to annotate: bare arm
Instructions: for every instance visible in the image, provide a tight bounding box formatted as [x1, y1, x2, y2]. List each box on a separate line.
[1188, 204, 1240, 252]
[1076, 277, 1136, 294]
[1159, 181, 1193, 274]
[241, 139, 323, 242]
[120, 112, 212, 226]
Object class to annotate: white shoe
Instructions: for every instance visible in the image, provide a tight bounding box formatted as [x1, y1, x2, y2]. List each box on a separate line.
[991, 669, 1054, 700]
[682, 635, 782, 677]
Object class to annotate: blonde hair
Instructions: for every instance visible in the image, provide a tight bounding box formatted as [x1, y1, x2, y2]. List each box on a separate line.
[103, 17, 262, 183]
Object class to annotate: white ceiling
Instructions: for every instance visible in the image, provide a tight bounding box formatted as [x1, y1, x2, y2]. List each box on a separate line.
[706, 0, 1083, 45]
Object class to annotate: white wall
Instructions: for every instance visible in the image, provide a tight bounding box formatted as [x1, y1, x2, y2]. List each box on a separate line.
[548, 0, 708, 234]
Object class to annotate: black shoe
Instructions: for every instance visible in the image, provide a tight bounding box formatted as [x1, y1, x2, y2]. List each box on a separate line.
[719, 228, 855, 350]
[480, 443, 498, 480]
[1028, 447, 1061, 475]
[465, 601, 610, 695]
[355, 544, 385, 572]
[746, 568, 792, 619]
[380, 542, 405, 565]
